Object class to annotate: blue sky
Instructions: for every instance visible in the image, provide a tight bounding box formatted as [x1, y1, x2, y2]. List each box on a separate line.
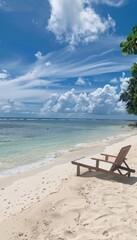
[0, 0, 137, 119]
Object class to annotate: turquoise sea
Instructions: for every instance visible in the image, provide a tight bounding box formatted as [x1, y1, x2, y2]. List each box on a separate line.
[0, 118, 134, 176]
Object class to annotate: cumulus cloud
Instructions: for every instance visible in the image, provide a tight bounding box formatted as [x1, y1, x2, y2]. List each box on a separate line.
[47, 0, 115, 46]
[41, 84, 125, 115]
[119, 72, 129, 92]
[112, 72, 130, 113]
[0, 38, 134, 105]
[0, 45, 133, 118]
[0, 99, 22, 113]
[114, 101, 126, 113]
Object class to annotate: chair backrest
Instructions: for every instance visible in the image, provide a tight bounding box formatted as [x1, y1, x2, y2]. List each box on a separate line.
[110, 145, 131, 172]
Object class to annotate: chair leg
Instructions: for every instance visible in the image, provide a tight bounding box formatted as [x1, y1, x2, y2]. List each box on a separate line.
[128, 172, 131, 177]
[77, 165, 80, 176]
[88, 168, 91, 172]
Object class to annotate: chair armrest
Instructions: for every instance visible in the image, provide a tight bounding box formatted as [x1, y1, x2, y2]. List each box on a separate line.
[101, 153, 127, 160]
[101, 153, 117, 158]
[91, 157, 113, 165]
[71, 157, 85, 164]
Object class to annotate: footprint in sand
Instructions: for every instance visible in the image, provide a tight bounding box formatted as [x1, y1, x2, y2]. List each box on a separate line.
[18, 232, 24, 237]
[103, 230, 109, 237]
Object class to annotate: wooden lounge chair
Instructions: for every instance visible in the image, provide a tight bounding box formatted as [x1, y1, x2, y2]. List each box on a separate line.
[71, 145, 135, 178]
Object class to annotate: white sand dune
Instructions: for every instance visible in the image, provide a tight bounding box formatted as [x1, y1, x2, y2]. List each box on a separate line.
[0, 133, 137, 240]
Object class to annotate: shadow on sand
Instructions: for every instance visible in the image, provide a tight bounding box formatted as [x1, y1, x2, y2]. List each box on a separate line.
[79, 170, 137, 185]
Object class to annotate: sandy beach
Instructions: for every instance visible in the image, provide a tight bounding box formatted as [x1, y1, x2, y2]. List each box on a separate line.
[0, 131, 137, 240]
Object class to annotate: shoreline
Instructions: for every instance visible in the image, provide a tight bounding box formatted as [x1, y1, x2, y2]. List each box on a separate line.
[0, 127, 135, 178]
[0, 130, 137, 239]
[0, 130, 137, 220]
[0, 129, 136, 184]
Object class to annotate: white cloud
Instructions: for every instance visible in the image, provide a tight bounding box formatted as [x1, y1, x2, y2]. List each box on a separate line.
[1, 69, 7, 73]
[114, 101, 126, 113]
[45, 61, 51, 66]
[113, 72, 130, 113]
[90, 0, 128, 7]
[120, 72, 129, 92]
[0, 69, 9, 80]
[0, 44, 134, 111]
[76, 77, 86, 86]
[41, 84, 124, 115]
[10, 43, 133, 86]
[35, 51, 43, 60]
[75, 77, 91, 86]
[88, 84, 119, 114]
[0, 99, 39, 116]
[0, 45, 133, 112]
[0, 72, 8, 80]
[47, 0, 115, 46]
[110, 77, 118, 83]
[0, 99, 22, 113]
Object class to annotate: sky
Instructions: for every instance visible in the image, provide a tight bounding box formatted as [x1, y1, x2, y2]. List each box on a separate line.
[0, 0, 137, 119]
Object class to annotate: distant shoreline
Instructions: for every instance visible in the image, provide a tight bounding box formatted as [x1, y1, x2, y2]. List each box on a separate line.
[0, 117, 137, 121]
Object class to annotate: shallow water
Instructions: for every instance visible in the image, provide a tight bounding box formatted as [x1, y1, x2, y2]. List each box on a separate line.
[0, 118, 133, 175]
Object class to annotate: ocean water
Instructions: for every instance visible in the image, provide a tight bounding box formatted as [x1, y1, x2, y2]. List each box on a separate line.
[0, 118, 133, 176]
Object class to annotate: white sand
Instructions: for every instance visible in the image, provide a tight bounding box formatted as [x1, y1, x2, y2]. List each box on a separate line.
[0, 132, 137, 240]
